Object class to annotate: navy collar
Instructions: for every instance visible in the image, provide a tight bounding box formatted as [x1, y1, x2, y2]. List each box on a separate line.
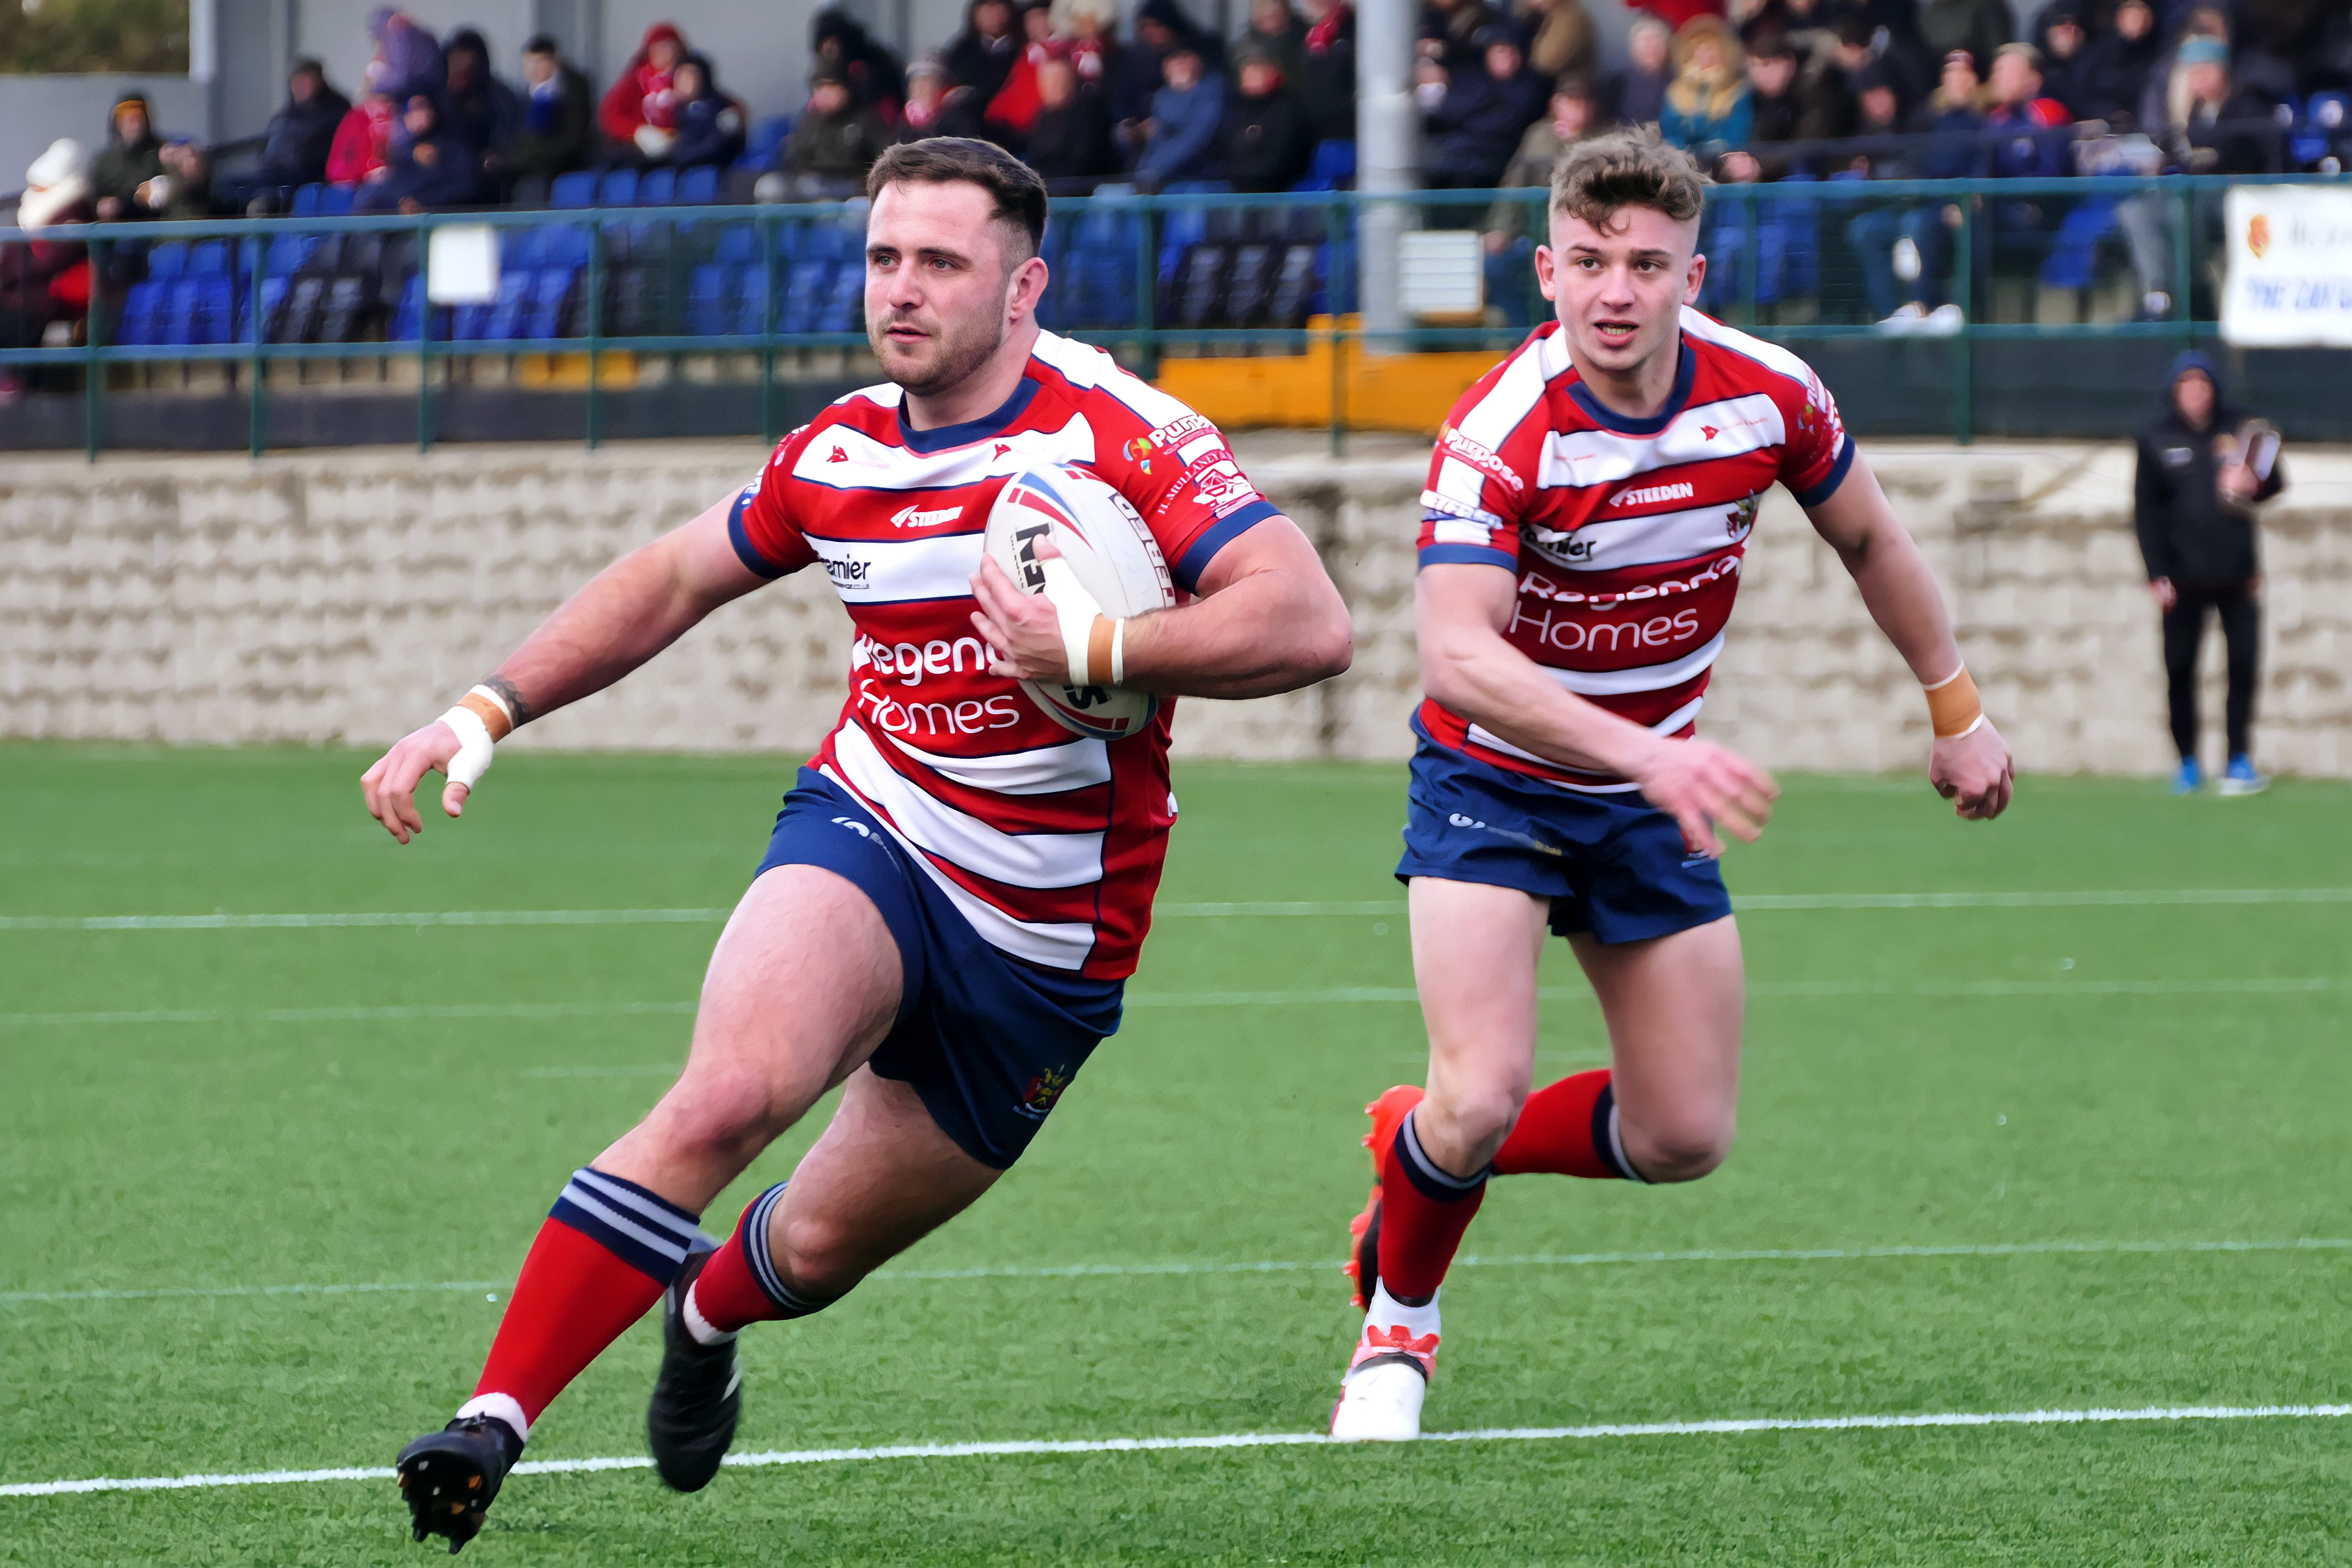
[896, 375, 1040, 453]
[1566, 336, 1695, 435]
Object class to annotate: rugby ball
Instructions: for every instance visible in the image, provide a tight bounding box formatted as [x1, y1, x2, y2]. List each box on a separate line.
[984, 462, 1176, 741]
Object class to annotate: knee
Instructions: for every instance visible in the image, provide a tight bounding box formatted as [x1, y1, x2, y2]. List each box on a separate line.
[771, 1207, 867, 1300]
[652, 1065, 794, 1164]
[1623, 1108, 1735, 1184]
[1420, 1079, 1526, 1170]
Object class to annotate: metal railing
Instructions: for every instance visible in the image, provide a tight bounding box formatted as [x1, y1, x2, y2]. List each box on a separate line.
[0, 173, 2334, 458]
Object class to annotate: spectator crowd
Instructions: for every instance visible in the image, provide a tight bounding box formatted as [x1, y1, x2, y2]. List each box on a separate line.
[6, 0, 2351, 353]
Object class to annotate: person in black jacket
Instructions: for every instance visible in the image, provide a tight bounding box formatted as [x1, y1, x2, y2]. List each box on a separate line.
[440, 28, 523, 167]
[252, 59, 352, 196]
[1426, 23, 1550, 186]
[2135, 350, 2287, 794]
[500, 35, 595, 198]
[1025, 56, 1120, 186]
[1221, 48, 1315, 189]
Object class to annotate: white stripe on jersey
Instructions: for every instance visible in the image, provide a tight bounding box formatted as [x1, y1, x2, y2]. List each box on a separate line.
[1536, 394, 1785, 490]
[1453, 331, 1558, 448]
[1540, 630, 1725, 696]
[1524, 497, 1756, 572]
[832, 722, 1106, 890]
[1028, 330, 1197, 429]
[1465, 693, 1706, 790]
[791, 413, 1099, 491]
[823, 753, 1100, 969]
[880, 728, 1112, 795]
[1679, 306, 1815, 390]
[1428, 517, 1496, 548]
[800, 529, 984, 604]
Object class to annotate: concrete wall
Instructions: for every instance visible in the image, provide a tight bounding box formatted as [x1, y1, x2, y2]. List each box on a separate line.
[3, 436, 2346, 776]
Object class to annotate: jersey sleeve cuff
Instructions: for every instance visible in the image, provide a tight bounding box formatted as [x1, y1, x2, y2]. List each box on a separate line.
[1172, 499, 1278, 593]
[1418, 542, 1519, 571]
[1792, 434, 1856, 508]
[728, 490, 791, 579]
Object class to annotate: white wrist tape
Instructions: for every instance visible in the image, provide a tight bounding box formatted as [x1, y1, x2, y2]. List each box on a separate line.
[1036, 553, 1120, 687]
[437, 704, 497, 791]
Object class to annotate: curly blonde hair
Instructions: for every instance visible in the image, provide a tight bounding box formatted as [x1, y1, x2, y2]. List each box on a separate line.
[1549, 126, 1709, 230]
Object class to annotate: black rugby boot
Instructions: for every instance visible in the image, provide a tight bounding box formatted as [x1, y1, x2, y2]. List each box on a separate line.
[646, 1243, 741, 1492]
[396, 1414, 521, 1555]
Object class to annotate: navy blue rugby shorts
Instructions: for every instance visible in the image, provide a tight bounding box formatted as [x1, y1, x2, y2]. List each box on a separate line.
[1394, 728, 1733, 945]
[754, 768, 1122, 1169]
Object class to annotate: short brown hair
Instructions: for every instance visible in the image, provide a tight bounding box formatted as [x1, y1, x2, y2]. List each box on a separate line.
[1549, 128, 1709, 230]
[866, 137, 1049, 262]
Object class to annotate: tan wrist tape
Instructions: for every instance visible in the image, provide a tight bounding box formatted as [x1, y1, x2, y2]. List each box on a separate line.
[1081, 616, 1120, 688]
[459, 686, 516, 742]
[1924, 663, 1985, 741]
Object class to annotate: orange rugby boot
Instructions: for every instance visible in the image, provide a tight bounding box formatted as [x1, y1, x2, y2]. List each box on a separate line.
[1343, 1084, 1425, 1311]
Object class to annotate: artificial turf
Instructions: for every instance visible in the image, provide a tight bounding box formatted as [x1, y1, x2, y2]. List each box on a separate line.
[2, 744, 2346, 1565]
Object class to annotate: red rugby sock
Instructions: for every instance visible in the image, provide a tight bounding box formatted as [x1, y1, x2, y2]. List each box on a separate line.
[688, 1182, 834, 1335]
[1374, 1110, 1488, 1303]
[1491, 1069, 1643, 1180]
[464, 1167, 703, 1439]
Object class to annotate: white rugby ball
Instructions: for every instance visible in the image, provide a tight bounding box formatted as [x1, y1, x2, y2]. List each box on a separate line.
[984, 462, 1176, 741]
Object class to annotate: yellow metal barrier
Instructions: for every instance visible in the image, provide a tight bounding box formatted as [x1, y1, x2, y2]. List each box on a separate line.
[1152, 316, 1504, 435]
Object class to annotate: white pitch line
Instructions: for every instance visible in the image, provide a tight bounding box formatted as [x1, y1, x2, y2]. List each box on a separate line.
[7, 1403, 2348, 1498]
[8, 975, 2340, 1030]
[5, 889, 2350, 932]
[6, 974, 2342, 1030]
[7, 1237, 2342, 1305]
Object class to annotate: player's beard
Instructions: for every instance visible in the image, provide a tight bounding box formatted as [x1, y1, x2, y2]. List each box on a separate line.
[870, 299, 1006, 399]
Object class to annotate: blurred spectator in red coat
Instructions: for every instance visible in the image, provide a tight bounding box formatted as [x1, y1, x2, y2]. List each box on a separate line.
[600, 21, 687, 159]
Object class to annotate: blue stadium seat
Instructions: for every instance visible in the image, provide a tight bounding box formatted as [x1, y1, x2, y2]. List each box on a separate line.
[715, 223, 759, 265]
[485, 271, 535, 339]
[264, 233, 313, 276]
[2040, 196, 2121, 290]
[239, 275, 288, 342]
[551, 170, 598, 208]
[734, 270, 769, 336]
[2292, 91, 2348, 166]
[290, 184, 324, 217]
[541, 224, 593, 268]
[146, 241, 190, 281]
[1294, 139, 1357, 191]
[319, 184, 355, 216]
[390, 274, 426, 341]
[521, 268, 576, 338]
[686, 262, 737, 335]
[502, 225, 546, 271]
[636, 167, 676, 205]
[818, 266, 862, 332]
[116, 281, 163, 345]
[674, 164, 720, 205]
[780, 259, 834, 334]
[738, 115, 791, 171]
[599, 167, 639, 206]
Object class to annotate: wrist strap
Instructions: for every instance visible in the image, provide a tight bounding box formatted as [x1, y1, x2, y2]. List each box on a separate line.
[1923, 663, 1984, 741]
[438, 705, 497, 790]
[460, 684, 516, 742]
[1108, 617, 1126, 687]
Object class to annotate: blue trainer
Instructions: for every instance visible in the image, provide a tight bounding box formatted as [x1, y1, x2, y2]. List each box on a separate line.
[2172, 758, 2203, 794]
[2218, 754, 2268, 797]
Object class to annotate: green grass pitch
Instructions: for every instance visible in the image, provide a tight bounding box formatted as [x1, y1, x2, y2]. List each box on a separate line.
[2, 743, 2347, 1564]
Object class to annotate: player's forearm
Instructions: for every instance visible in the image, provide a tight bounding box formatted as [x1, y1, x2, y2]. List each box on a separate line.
[1837, 520, 1965, 684]
[1121, 565, 1353, 699]
[482, 538, 725, 725]
[1423, 628, 1663, 778]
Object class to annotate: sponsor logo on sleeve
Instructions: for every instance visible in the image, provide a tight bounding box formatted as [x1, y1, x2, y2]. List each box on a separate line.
[1186, 458, 1264, 518]
[1123, 435, 1156, 473]
[1438, 424, 1526, 494]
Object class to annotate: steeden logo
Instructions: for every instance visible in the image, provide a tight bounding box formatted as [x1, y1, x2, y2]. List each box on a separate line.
[888, 502, 963, 530]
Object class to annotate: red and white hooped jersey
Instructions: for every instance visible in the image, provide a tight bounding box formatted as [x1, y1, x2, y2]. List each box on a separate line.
[1416, 308, 1854, 791]
[729, 330, 1279, 979]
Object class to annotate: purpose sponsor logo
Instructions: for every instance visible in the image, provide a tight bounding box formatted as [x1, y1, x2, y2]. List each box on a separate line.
[1148, 413, 1215, 448]
[1438, 424, 1527, 493]
[889, 502, 964, 530]
[1610, 481, 1697, 508]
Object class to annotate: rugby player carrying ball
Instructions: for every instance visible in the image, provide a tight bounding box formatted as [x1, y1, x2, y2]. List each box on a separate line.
[361, 139, 1350, 1549]
[1330, 130, 2014, 1440]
